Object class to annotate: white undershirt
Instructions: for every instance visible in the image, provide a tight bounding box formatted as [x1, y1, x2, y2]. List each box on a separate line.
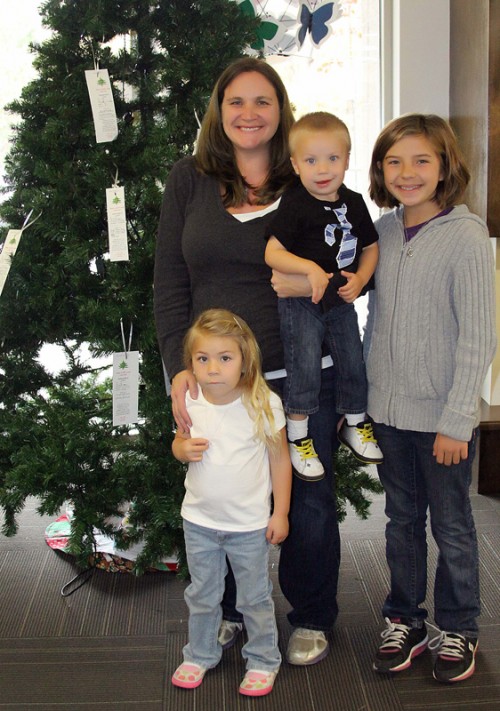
[231, 198, 281, 222]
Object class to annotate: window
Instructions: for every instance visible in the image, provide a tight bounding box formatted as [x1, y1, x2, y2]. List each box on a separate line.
[267, 0, 381, 211]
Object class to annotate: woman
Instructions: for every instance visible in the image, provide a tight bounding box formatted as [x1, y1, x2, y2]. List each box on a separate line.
[154, 57, 341, 666]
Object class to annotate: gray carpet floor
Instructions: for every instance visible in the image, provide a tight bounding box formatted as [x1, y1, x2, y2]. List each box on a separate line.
[1, 465, 499, 710]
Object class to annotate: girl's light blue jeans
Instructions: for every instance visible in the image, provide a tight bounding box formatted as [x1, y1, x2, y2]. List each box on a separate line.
[182, 519, 281, 672]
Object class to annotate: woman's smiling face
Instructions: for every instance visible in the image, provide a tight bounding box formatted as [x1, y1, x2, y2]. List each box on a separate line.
[221, 71, 280, 156]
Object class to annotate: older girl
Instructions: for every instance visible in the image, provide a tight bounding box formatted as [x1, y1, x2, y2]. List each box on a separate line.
[366, 114, 496, 683]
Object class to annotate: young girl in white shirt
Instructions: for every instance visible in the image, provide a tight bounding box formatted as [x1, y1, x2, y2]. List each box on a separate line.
[171, 308, 291, 697]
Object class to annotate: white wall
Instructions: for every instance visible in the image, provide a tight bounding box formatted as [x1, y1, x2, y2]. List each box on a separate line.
[384, 0, 450, 120]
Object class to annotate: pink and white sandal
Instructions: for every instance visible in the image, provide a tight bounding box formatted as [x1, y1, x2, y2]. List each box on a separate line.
[171, 662, 207, 689]
[239, 669, 277, 696]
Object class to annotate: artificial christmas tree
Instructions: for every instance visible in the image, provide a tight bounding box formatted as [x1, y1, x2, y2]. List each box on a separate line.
[0, 0, 382, 575]
[0, 0, 258, 573]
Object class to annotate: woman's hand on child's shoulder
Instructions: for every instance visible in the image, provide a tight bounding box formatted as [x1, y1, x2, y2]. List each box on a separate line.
[171, 370, 199, 433]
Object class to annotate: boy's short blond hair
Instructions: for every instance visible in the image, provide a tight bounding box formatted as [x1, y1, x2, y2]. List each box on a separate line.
[289, 111, 351, 154]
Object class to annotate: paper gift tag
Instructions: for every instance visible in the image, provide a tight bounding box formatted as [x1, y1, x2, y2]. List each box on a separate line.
[106, 186, 129, 262]
[0, 229, 22, 296]
[85, 68, 118, 143]
[112, 351, 139, 426]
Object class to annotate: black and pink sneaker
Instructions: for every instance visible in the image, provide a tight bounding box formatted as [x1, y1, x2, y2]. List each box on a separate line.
[430, 632, 478, 683]
[373, 617, 428, 673]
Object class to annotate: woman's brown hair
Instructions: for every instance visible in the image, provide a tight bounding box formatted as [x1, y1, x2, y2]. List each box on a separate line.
[369, 113, 470, 209]
[195, 57, 295, 207]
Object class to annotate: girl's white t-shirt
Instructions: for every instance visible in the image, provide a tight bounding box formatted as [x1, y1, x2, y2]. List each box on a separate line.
[180, 389, 285, 532]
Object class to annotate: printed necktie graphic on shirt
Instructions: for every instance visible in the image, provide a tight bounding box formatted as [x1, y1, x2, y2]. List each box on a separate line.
[324, 203, 357, 269]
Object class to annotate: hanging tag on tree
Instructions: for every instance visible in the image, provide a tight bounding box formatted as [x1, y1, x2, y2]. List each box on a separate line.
[85, 66, 118, 143]
[106, 183, 129, 261]
[0, 230, 22, 297]
[0, 211, 41, 297]
[113, 320, 139, 427]
[192, 109, 202, 154]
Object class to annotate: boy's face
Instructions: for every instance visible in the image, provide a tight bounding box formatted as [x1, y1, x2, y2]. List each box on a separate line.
[290, 128, 350, 201]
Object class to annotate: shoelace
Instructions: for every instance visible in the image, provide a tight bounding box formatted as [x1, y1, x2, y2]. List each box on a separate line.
[379, 618, 412, 650]
[293, 438, 318, 460]
[356, 422, 378, 444]
[428, 632, 465, 658]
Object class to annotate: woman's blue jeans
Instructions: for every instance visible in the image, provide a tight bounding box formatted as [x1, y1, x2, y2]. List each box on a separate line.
[373, 422, 480, 636]
[222, 366, 341, 632]
[183, 520, 281, 672]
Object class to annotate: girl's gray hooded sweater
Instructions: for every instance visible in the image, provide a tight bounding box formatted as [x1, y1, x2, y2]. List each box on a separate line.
[364, 205, 497, 442]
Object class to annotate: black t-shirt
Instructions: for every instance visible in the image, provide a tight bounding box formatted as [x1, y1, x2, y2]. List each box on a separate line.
[266, 180, 378, 309]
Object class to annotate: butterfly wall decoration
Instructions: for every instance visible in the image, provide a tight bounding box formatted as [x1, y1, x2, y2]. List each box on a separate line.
[235, 0, 296, 55]
[297, 1, 343, 48]
[233, 0, 343, 57]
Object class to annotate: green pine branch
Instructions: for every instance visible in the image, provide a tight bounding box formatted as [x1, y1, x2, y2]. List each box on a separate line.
[334, 447, 384, 523]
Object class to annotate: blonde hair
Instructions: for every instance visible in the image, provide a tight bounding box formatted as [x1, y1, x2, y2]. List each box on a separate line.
[194, 57, 295, 207]
[183, 309, 281, 451]
[289, 111, 351, 154]
[369, 113, 470, 209]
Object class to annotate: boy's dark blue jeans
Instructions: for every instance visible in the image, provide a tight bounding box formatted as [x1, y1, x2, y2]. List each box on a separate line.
[278, 296, 367, 416]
